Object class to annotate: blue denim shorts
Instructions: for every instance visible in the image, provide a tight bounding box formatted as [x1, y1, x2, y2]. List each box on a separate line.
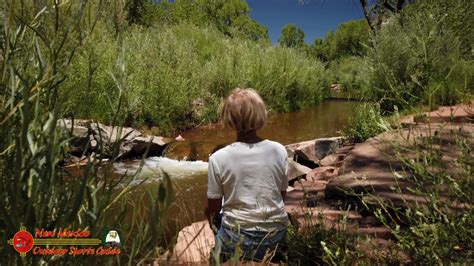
[213, 224, 287, 262]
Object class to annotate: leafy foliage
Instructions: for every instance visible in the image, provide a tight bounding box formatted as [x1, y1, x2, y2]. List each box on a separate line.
[127, 0, 269, 42]
[309, 19, 371, 62]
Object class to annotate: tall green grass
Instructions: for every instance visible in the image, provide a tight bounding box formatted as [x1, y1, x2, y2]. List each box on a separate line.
[0, 1, 173, 264]
[61, 23, 328, 134]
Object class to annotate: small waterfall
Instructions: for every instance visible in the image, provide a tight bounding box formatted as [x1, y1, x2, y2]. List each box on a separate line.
[113, 157, 208, 180]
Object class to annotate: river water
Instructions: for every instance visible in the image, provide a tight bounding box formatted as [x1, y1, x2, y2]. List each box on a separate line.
[112, 100, 358, 238]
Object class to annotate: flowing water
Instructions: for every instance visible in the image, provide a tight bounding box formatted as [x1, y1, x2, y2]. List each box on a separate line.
[112, 100, 358, 235]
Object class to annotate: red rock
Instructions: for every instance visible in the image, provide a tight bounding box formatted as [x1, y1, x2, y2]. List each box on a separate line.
[355, 238, 409, 263]
[286, 206, 363, 229]
[319, 154, 346, 167]
[293, 179, 327, 195]
[335, 145, 354, 154]
[287, 158, 311, 182]
[163, 220, 215, 264]
[359, 216, 381, 227]
[286, 137, 345, 163]
[306, 166, 339, 181]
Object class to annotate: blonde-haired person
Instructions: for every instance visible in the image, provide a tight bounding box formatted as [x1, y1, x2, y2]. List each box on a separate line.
[205, 88, 289, 263]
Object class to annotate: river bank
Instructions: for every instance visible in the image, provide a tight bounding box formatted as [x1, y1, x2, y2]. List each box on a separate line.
[162, 102, 473, 264]
[63, 100, 358, 164]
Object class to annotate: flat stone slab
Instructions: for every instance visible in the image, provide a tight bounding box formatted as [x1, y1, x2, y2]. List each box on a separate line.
[326, 123, 474, 200]
[306, 166, 339, 181]
[284, 206, 393, 238]
[320, 153, 346, 167]
[400, 102, 473, 126]
[293, 179, 327, 196]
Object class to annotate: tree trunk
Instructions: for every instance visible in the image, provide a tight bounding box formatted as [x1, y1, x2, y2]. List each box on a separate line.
[359, 0, 376, 32]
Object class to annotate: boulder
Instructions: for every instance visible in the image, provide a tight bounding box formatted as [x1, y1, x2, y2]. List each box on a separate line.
[313, 137, 345, 160]
[68, 126, 92, 155]
[89, 123, 142, 143]
[60, 119, 172, 159]
[293, 179, 327, 197]
[334, 144, 355, 154]
[120, 136, 171, 158]
[287, 158, 311, 183]
[286, 137, 345, 167]
[325, 173, 413, 200]
[285, 206, 363, 229]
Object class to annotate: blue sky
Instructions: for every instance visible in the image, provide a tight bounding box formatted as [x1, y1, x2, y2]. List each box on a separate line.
[246, 0, 365, 44]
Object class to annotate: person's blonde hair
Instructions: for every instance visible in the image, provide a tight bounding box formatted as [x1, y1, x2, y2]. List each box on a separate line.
[221, 88, 267, 133]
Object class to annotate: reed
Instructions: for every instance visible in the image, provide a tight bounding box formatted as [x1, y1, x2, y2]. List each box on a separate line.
[0, 1, 173, 264]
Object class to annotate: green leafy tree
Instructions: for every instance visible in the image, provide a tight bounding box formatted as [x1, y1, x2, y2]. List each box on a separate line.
[279, 24, 305, 48]
[151, 0, 268, 42]
[198, 0, 268, 41]
[309, 31, 335, 62]
[309, 20, 370, 61]
[334, 20, 371, 57]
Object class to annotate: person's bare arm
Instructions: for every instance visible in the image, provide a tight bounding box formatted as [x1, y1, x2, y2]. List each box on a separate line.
[281, 191, 286, 201]
[205, 198, 222, 228]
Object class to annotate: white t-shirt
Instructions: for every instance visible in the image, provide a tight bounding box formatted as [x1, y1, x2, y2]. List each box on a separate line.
[207, 140, 289, 231]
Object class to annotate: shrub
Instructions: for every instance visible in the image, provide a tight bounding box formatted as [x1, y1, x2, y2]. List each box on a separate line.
[365, 1, 474, 112]
[327, 56, 370, 98]
[343, 103, 392, 142]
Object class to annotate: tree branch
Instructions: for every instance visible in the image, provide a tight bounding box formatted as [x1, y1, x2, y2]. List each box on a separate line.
[383, 1, 397, 12]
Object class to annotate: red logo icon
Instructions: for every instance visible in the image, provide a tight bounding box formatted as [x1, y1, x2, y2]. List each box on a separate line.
[9, 226, 34, 256]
